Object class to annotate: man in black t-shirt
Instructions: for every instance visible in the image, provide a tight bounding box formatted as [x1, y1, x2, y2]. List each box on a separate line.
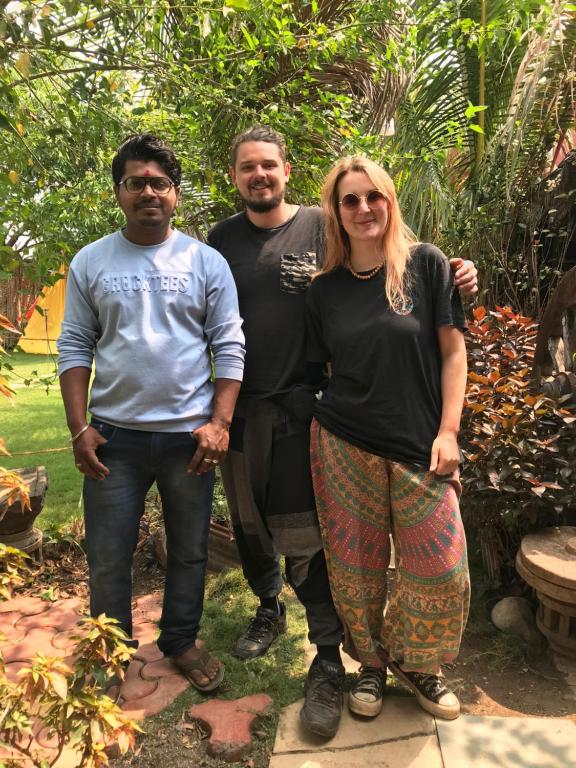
[208, 126, 478, 739]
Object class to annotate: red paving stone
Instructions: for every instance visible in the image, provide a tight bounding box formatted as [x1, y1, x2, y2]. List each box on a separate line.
[134, 640, 164, 664]
[188, 694, 273, 762]
[122, 674, 190, 718]
[0, 595, 52, 615]
[0, 593, 207, 764]
[1, 594, 269, 765]
[51, 629, 78, 651]
[141, 657, 181, 679]
[4, 659, 29, 682]
[3, 626, 61, 662]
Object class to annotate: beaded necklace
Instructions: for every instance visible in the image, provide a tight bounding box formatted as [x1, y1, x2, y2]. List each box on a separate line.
[348, 262, 384, 281]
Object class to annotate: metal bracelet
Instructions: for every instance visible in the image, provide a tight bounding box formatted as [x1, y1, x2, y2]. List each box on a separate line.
[69, 424, 90, 443]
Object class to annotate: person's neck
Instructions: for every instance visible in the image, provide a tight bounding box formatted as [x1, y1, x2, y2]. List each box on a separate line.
[245, 201, 296, 230]
[123, 224, 174, 246]
[349, 242, 385, 272]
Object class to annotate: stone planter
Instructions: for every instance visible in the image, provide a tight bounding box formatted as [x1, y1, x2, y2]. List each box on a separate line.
[516, 526, 576, 659]
[152, 520, 241, 573]
[0, 466, 48, 562]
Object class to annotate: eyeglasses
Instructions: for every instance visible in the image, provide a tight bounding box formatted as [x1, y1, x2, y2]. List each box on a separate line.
[338, 189, 387, 210]
[118, 176, 175, 195]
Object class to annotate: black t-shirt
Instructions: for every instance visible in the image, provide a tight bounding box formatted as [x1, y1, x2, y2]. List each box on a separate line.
[306, 243, 466, 467]
[208, 207, 324, 398]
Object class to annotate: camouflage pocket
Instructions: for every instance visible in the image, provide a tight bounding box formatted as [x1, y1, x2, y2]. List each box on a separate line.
[279, 252, 317, 294]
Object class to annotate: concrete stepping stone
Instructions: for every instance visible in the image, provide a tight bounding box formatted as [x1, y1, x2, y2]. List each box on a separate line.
[188, 693, 273, 762]
[271, 695, 443, 768]
[436, 715, 576, 768]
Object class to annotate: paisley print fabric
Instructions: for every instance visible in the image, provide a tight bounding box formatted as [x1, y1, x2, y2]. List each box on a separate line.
[310, 419, 470, 673]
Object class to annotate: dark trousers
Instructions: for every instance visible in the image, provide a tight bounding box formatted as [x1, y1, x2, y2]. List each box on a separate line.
[83, 420, 214, 657]
[220, 398, 343, 648]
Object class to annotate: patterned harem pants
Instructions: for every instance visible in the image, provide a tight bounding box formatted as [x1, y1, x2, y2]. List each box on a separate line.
[310, 419, 470, 673]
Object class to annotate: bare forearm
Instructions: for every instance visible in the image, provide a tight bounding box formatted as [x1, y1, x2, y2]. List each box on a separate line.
[59, 366, 91, 434]
[439, 341, 467, 435]
[211, 377, 241, 427]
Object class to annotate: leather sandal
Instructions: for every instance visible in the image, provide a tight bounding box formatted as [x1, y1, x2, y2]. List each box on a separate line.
[172, 647, 225, 692]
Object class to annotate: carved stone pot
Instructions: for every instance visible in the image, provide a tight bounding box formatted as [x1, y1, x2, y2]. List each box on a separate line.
[0, 466, 48, 562]
[152, 520, 241, 573]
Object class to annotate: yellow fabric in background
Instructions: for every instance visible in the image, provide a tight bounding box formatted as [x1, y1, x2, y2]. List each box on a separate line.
[19, 271, 67, 355]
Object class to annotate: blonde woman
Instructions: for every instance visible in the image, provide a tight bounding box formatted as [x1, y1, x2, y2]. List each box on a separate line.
[307, 156, 470, 722]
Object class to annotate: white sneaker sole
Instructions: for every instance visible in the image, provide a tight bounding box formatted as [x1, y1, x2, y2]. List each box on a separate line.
[348, 691, 383, 717]
[389, 662, 460, 720]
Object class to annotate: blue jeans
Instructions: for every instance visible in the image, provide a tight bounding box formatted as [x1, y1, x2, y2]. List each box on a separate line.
[83, 419, 214, 658]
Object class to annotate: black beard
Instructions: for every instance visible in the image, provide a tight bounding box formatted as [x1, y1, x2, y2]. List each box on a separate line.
[242, 193, 283, 213]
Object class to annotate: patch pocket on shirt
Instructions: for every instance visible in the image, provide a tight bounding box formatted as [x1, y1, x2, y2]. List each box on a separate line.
[279, 252, 317, 294]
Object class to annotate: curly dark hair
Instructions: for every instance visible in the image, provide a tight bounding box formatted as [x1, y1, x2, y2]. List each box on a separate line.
[229, 125, 287, 168]
[112, 134, 182, 186]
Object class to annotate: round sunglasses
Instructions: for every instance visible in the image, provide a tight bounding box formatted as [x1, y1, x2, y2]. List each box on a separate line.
[338, 189, 387, 210]
[118, 176, 175, 195]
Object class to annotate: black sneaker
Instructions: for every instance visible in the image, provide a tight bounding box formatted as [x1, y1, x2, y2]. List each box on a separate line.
[299, 657, 345, 739]
[348, 665, 387, 717]
[388, 661, 460, 720]
[232, 602, 287, 659]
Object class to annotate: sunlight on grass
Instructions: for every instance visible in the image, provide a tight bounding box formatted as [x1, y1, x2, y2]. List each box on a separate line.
[0, 351, 82, 528]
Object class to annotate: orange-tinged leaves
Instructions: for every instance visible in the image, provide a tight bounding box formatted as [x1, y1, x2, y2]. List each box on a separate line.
[468, 372, 490, 384]
[0, 375, 15, 398]
[473, 306, 487, 321]
[0, 468, 31, 511]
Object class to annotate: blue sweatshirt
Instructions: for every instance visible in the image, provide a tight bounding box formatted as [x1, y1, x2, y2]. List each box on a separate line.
[57, 229, 245, 432]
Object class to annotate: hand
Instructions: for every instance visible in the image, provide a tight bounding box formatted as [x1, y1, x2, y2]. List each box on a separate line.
[188, 420, 230, 475]
[73, 426, 110, 480]
[430, 430, 460, 475]
[450, 257, 478, 296]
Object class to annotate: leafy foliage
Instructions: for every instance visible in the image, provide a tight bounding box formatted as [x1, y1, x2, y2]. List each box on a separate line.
[390, 1, 576, 314]
[1, 0, 409, 278]
[461, 306, 576, 578]
[0, 544, 31, 601]
[0, 572, 139, 768]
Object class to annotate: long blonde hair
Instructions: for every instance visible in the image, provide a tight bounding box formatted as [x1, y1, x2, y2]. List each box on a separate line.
[320, 156, 416, 309]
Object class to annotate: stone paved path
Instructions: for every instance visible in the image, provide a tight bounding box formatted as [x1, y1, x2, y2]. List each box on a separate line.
[3, 592, 576, 767]
[271, 694, 576, 768]
[0, 592, 192, 765]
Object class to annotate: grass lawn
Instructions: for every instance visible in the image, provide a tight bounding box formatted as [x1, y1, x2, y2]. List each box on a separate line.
[1, 351, 83, 528]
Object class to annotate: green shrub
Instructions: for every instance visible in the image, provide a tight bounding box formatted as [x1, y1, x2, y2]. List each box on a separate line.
[461, 306, 575, 582]
[0, 545, 139, 767]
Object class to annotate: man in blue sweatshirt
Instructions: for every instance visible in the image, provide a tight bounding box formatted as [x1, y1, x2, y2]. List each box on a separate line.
[57, 134, 245, 694]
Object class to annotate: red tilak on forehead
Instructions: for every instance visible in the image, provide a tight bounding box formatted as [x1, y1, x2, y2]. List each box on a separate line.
[142, 170, 151, 176]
